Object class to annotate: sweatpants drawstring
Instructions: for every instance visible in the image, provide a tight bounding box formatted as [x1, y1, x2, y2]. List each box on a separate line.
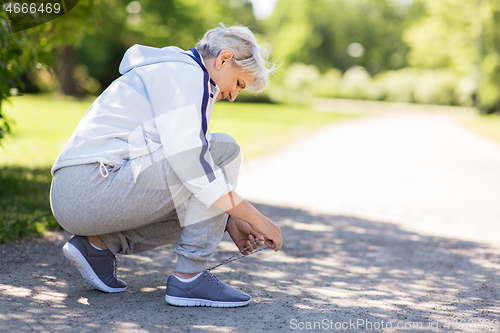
[99, 162, 110, 178]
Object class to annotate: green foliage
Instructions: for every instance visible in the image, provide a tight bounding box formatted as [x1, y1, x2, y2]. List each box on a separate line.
[0, 0, 101, 143]
[265, 0, 408, 74]
[0, 12, 39, 141]
[404, 0, 479, 75]
[278, 63, 322, 104]
[0, 106, 10, 142]
[77, 0, 258, 90]
[404, 0, 500, 112]
[5, 0, 80, 32]
[375, 68, 462, 105]
[262, 0, 498, 110]
[0, 166, 57, 242]
[132, 0, 256, 48]
[268, 63, 473, 106]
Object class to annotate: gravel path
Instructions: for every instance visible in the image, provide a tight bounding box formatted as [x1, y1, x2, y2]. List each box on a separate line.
[246, 112, 500, 245]
[1, 111, 500, 332]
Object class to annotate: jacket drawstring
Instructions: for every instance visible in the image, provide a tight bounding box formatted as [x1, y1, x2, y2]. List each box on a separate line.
[99, 162, 110, 178]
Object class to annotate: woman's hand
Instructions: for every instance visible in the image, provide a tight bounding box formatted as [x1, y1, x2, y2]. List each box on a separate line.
[250, 217, 282, 251]
[214, 193, 283, 251]
[226, 216, 264, 254]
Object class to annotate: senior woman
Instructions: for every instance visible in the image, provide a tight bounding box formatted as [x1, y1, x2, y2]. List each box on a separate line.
[50, 24, 282, 308]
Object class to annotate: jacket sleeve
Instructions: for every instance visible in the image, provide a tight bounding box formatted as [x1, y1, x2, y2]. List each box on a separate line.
[135, 62, 232, 207]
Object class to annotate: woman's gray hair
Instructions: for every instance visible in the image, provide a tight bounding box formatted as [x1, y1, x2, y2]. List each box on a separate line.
[196, 23, 276, 93]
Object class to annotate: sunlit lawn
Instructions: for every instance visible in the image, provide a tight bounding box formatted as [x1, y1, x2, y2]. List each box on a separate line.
[0, 94, 359, 241]
[461, 114, 500, 144]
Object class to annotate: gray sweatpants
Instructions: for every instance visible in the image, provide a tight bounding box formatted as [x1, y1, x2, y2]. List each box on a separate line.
[50, 133, 241, 273]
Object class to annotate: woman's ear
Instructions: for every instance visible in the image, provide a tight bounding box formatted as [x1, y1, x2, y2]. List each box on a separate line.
[217, 50, 234, 67]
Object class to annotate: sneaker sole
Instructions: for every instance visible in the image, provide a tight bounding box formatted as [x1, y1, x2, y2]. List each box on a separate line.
[165, 294, 251, 308]
[62, 242, 127, 293]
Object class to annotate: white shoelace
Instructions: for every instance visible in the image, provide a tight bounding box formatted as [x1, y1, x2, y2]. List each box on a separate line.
[99, 162, 110, 178]
[207, 240, 269, 272]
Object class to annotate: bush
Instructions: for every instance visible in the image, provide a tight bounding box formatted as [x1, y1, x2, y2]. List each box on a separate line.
[374, 68, 466, 105]
[278, 62, 322, 105]
[269, 62, 476, 107]
[480, 53, 500, 113]
[374, 68, 420, 103]
[338, 66, 380, 100]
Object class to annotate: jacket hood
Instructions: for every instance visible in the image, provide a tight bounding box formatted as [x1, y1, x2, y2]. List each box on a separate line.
[119, 45, 200, 75]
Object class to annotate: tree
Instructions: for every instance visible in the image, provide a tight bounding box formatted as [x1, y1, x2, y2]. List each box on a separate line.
[77, 0, 258, 91]
[0, 0, 100, 142]
[1, 0, 260, 142]
[0, 13, 30, 142]
[264, 0, 408, 74]
[403, 0, 500, 112]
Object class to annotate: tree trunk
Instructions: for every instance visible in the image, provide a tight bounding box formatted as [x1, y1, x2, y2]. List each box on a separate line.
[57, 46, 82, 96]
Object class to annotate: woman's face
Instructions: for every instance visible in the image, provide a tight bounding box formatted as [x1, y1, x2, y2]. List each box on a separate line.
[206, 50, 255, 102]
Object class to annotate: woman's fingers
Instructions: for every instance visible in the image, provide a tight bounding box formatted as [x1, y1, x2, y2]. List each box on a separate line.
[268, 220, 282, 251]
[265, 239, 276, 249]
[248, 225, 265, 243]
[242, 232, 271, 254]
[266, 237, 282, 251]
[248, 235, 255, 252]
[242, 240, 251, 255]
[240, 217, 282, 252]
[256, 219, 282, 252]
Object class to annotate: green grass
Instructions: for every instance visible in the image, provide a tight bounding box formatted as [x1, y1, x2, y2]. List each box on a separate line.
[0, 95, 97, 167]
[0, 166, 56, 240]
[0, 94, 358, 242]
[212, 102, 358, 159]
[0, 95, 96, 241]
[460, 114, 500, 144]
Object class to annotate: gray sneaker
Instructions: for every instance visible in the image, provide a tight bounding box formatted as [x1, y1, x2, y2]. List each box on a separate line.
[165, 271, 251, 307]
[62, 235, 127, 293]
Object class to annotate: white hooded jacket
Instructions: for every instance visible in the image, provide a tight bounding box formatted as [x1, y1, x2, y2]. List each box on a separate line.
[51, 45, 232, 208]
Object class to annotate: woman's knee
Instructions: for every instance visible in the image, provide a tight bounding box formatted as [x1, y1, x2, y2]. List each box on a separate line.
[210, 132, 239, 146]
[209, 133, 241, 166]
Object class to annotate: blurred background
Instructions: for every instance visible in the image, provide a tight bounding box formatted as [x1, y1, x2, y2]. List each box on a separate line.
[1, 0, 500, 241]
[2, 0, 500, 110]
